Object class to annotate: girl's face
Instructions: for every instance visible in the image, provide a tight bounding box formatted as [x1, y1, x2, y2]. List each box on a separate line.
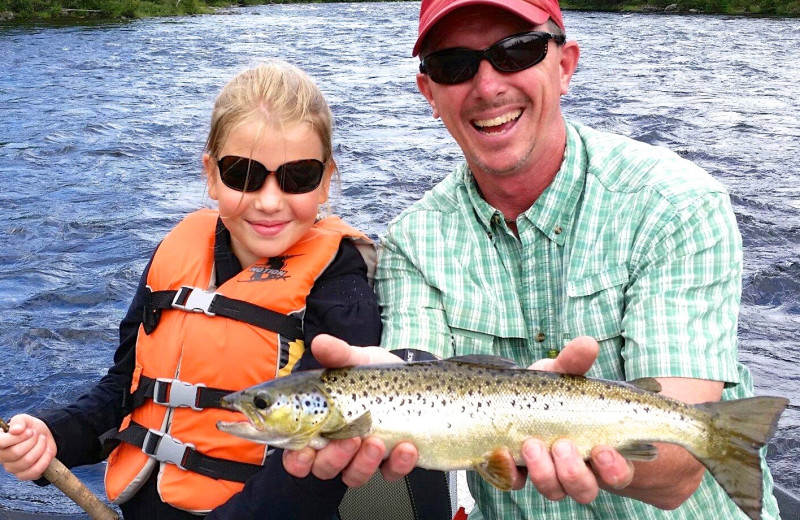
[204, 120, 332, 268]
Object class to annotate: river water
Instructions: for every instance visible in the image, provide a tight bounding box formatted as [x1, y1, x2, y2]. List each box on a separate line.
[0, 2, 798, 515]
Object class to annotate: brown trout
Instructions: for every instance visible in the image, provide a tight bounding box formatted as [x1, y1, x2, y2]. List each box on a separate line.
[216, 356, 788, 520]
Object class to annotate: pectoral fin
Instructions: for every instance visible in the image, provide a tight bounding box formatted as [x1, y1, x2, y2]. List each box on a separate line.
[323, 411, 373, 440]
[474, 448, 515, 491]
[616, 442, 659, 461]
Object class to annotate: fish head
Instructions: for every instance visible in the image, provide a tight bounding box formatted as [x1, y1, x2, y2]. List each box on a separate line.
[217, 374, 334, 450]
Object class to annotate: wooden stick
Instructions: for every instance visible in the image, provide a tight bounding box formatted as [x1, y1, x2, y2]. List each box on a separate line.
[1, 418, 120, 520]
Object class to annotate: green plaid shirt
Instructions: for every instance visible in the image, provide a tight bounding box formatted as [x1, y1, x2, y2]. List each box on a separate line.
[375, 121, 779, 520]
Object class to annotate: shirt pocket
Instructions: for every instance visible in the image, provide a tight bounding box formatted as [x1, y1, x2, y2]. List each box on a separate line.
[564, 265, 629, 343]
[442, 293, 526, 357]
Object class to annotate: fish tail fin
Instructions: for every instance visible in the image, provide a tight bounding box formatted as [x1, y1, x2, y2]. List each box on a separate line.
[695, 396, 788, 520]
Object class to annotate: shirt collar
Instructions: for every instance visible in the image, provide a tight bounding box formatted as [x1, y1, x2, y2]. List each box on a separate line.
[463, 122, 587, 245]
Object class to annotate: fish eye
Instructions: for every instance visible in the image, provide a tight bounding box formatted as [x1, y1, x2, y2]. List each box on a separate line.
[254, 396, 270, 409]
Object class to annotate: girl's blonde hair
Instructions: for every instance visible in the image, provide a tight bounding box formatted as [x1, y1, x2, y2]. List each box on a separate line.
[205, 59, 335, 170]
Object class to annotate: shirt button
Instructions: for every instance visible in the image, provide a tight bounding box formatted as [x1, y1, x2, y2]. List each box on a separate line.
[554, 225, 563, 235]
[492, 214, 501, 224]
[535, 332, 546, 342]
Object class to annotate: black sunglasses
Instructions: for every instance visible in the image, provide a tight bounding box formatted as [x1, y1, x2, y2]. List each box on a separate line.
[216, 155, 325, 194]
[419, 31, 566, 85]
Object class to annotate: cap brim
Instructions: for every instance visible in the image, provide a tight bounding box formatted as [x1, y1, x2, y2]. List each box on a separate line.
[413, 0, 551, 56]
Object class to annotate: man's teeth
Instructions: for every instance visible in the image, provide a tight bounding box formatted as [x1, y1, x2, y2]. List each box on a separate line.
[473, 109, 522, 128]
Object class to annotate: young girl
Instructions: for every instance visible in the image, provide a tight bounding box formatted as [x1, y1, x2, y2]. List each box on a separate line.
[0, 60, 449, 520]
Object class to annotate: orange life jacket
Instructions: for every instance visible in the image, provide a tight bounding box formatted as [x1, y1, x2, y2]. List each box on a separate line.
[104, 209, 372, 513]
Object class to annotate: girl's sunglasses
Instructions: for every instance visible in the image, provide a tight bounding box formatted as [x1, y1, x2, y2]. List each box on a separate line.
[419, 31, 566, 85]
[216, 155, 325, 194]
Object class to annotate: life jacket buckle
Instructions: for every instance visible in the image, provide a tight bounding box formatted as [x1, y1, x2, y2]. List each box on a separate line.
[154, 378, 207, 411]
[172, 286, 217, 317]
[142, 429, 194, 471]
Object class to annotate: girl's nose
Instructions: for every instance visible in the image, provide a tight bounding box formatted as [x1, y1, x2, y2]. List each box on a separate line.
[253, 174, 284, 212]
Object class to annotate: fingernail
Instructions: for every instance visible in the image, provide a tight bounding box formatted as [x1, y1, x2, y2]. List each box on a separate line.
[595, 449, 614, 468]
[364, 443, 381, 460]
[552, 441, 573, 459]
[297, 450, 313, 465]
[399, 451, 414, 464]
[523, 440, 543, 460]
[342, 438, 360, 454]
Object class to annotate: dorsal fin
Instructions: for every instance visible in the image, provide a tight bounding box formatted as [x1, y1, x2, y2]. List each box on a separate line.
[445, 355, 520, 369]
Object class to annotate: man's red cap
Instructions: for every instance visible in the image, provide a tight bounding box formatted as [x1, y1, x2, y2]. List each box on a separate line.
[413, 0, 565, 56]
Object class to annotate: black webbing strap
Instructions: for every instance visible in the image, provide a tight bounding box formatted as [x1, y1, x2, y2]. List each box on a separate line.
[130, 375, 232, 410]
[115, 421, 262, 483]
[142, 286, 302, 339]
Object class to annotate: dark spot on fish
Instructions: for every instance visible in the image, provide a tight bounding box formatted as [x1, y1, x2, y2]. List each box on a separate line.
[426, 385, 432, 391]
[599, 393, 605, 400]
[376, 397, 382, 404]
[441, 399, 447, 406]
[544, 404, 549, 410]
[626, 399, 631, 404]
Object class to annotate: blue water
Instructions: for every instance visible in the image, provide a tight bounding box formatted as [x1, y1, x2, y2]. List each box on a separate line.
[1, 3, 798, 515]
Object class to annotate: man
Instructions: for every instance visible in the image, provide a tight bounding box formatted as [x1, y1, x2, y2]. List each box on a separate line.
[284, 0, 781, 518]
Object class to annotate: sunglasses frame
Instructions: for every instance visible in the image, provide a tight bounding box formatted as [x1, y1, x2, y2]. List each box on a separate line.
[216, 155, 325, 194]
[419, 31, 566, 85]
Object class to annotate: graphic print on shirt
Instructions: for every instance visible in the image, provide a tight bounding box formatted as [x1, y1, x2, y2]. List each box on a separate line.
[245, 254, 303, 282]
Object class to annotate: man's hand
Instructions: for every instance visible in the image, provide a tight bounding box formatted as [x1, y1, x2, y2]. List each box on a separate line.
[505, 336, 634, 503]
[282, 334, 417, 486]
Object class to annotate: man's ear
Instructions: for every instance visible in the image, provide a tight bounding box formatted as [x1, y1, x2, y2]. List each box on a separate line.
[203, 153, 219, 201]
[416, 72, 440, 119]
[558, 41, 580, 96]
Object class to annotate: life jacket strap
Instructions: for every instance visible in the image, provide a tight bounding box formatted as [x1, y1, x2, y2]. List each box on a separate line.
[116, 421, 263, 483]
[142, 286, 303, 339]
[129, 375, 232, 410]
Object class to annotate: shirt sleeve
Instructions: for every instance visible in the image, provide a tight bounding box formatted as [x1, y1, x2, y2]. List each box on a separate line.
[295, 240, 382, 370]
[375, 218, 455, 358]
[621, 192, 743, 384]
[34, 252, 155, 469]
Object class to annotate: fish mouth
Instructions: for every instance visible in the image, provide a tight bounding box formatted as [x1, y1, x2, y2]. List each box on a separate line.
[216, 420, 268, 443]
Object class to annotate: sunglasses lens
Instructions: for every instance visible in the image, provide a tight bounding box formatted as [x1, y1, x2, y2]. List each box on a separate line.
[491, 34, 548, 72]
[425, 50, 479, 85]
[219, 156, 265, 192]
[422, 32, 555, 84]
[278, 160, 325, 194]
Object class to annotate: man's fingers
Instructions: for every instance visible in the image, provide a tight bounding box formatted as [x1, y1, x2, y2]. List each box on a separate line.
[529, 336, 598, 375]
[282, 446, 316, 478]
[522, 439, 566, 501]
[590, 446, 635, 490]
[379, 442, 418, 483]
[341, 437, 386, 487]
[552, 440, 598, 504]
[310, 438, 362, 481]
